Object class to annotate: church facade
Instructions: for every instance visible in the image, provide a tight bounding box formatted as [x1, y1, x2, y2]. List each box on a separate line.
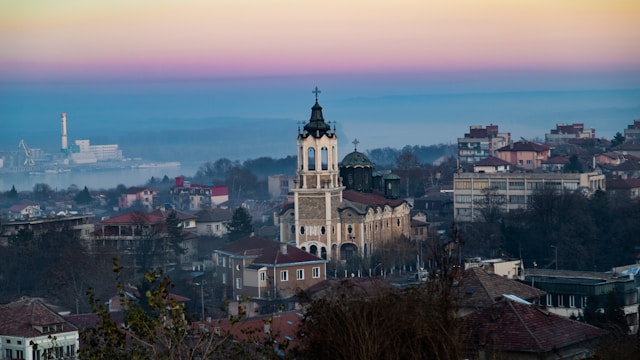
[279, 91, 411, 262]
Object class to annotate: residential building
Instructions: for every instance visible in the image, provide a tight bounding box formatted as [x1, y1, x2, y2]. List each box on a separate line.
[92, 211, 198, 266]
[267, 174, 294, 199]
[0, 212, 94, 247]
[524, 268, 639, 334]
[170, 177, 229, 211]
[454, 267, 545, 317]
[194, 207, 233, 237]
[464, 257, 525, 280]
[213, 236, 327, 304]
[606, 177, 640, 200]
[541, 156, 569, 172]
[545, 123, 596, 145]
[472, 156, 511, 173]
[463, 298, 606, 359]
[278, 95, 411, 261]
[496, 141, 551, 170]
[7, 204, 42, 220]
[118, 187, 157, 211]
[624, 119, 640, 142]
[453, 171, 606, 222]
[457, 125, 511, 165]
[0, 298, 80, 360]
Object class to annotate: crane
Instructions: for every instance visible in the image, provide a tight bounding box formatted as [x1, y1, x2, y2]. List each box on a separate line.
[19, 139, 35, 166]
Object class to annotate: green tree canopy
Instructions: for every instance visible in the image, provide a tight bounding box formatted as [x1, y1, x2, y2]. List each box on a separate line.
[227, 207, 254, 241]
[74, 186, 92, 204]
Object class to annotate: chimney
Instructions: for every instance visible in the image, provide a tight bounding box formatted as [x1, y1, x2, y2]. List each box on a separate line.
[61, 113, 68, 150]
[280, 242, 288, 255]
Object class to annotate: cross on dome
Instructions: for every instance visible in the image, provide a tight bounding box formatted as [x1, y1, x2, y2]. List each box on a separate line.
[312, 86, 321, 102]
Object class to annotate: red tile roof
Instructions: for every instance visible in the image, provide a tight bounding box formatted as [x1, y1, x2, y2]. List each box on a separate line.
[474, 156, 511, 166]
[342, 189, 406, 209]
[123, 187, 153, 194]
[497, 141, 550, 153]
[454, 267, 546, 309]
[0, 298, 77, 337]
[218, 237, 324, 265]
[100, 211, 166, 225]
[463, 299, 606, 353]
[607, 177, 640, 190]
[541, 156, 569, 165]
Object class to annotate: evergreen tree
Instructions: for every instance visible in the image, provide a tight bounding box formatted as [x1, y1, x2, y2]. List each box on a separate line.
[74, 186, 92, 204]
[6, 185, 18, 199]
[611, 132, 625, 147]
[165, 211, 185, 260]
[227, 207, 254, 241]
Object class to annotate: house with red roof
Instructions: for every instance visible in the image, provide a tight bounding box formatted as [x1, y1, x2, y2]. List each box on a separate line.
[473, 156, 511, 173]
[541, 156, 569, 172]
[0, 298, 80, 359]
[7, 203, 42, 220]
[118, 186, 157, 211]
[463, 298, 606, 359]
[214, 236, 327, 311]
[170, 177, 229, 211]
[496, 141, 551, 170]
[606, 177, 640, 199]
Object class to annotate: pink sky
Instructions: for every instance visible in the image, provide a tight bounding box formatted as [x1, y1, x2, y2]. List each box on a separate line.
[1, 0, 639, 82]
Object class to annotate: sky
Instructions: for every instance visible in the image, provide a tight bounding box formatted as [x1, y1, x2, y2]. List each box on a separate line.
[1, 0, 640, 160]
[2, 0, 639, 82]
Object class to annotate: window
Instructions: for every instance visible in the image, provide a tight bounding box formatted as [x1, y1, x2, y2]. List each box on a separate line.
[260, 272, 266, 282]
[569, 296, 575, 308]
[5, 349, 13, 359]
[321, 147, 328, 170]
[581, 296, 589, 309]
[297, 269, 304, 280]
[312, 267, 320, 278]
[66, 345, 75, 357]
[16, 350, 24, 359]
[546, 294, 552, 306]
[300, 226, 305, 235]
[236, 278, 242, 289]
[222, 273, 227, 284]
[281, 270, 288, 281]
[557, 295, 564, 307]
[308, 147, 316, 170]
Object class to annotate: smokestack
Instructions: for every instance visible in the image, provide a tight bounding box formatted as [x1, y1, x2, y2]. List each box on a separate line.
[61, 113, 68, 150]
[280, 242, 288, 255]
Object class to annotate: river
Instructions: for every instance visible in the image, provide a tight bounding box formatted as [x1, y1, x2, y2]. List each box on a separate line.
[1, 162, 201, 192]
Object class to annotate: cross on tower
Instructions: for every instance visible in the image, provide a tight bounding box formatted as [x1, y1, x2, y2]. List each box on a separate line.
[353, 138, 360, 151]
[312, 86, 321, 102]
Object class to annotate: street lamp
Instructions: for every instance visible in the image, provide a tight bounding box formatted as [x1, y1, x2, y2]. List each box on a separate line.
[550, 245, 558, 270]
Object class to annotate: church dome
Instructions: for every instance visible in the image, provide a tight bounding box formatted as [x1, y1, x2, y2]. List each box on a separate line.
[303, 101, 332, 135]
[340, 150, 373, 168]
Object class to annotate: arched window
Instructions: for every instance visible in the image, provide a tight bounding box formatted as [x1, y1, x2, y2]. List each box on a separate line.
[310, 245, 318, 256]
[290, 225, 295, 234]
[321, 247, 327, 260]
[321, 147, 328, 170]
[308, 147, 316, 170]
[348, 225, 353, 234]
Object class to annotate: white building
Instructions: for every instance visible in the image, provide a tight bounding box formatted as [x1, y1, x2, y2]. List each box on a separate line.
[0, 298, 79, 360]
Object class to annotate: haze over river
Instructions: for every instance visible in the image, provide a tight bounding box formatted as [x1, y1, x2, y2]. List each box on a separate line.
[1, 162, 201, 192]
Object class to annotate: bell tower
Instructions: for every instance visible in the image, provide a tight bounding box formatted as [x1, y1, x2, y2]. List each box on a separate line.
[292, 87, 343, 260]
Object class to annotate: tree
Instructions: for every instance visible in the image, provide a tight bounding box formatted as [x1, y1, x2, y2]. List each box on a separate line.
[564, 154, 583, 173]
[74, 186, 93, 204]
[295, 274, 463, 359]
[81, 260, 275, 359]
[33, 183, 53, 200]
[227, 207, 254, 241]
[611, 132, 625, 147]
[6, 185, 18, 199]
[165, 211, 186, 263]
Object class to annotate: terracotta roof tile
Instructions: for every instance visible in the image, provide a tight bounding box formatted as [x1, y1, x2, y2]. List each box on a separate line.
[454, 267, 546, 309]
[497, 141, 550, 153]
[341, 189, 406, 209]
[464, 299, 606, 353]
[0, 298, 77, 337]
[217, 236, 324, 265]
[100, 211, 166, 225]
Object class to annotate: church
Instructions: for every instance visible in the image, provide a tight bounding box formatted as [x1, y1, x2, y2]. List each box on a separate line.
[279, 89, 411, 262]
